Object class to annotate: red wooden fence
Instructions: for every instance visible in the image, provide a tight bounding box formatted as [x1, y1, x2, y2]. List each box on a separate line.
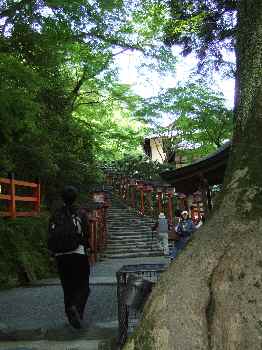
[106, 173, 205, 225]
[0, 174, 41, 218]
[83, 191, 109, 265]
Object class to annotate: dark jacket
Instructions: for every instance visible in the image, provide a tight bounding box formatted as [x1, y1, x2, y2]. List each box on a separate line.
[176, 218, 196, 238]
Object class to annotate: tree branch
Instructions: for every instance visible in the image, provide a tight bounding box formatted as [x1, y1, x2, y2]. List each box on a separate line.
[0, 0, 31, 18]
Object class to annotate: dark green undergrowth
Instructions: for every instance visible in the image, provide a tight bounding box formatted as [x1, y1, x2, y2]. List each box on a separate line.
[0, 212, 56, 290]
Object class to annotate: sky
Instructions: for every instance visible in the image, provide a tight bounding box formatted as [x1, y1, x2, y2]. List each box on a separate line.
[115, 48, 235, 113]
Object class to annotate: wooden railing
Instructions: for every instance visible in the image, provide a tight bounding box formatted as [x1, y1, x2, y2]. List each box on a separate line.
[0, 174, 41, 218]
[82, 191, 109, 265]
[105, 173, 205, 225]
[106, 173, 175, 223]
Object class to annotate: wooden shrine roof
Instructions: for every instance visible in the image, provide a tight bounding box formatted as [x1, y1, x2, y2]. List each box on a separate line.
[160, 142, 231, 194]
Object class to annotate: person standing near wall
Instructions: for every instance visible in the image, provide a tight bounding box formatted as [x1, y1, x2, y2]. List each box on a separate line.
[170, 210, 196, 261]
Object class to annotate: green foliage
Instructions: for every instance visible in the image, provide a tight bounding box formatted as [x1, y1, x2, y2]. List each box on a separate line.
[164, 0, 237, 74]
[1, 0, 165, 204]
[0, 215, 55, 289]
[0, 0, 234, 205]
[137, 82, 233, 161]
[108, 154, 175, 181]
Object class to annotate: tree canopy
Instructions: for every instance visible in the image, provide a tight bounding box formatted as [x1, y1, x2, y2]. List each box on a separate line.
[0, 0, 235, 203]
[0, 0, 176, 202]
[165, 0, 237, 73]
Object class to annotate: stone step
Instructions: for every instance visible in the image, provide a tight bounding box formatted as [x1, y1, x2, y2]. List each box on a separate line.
[108, 232, 152, 237]
[104, 247, 160, 254]
[107, 214, 154, 219]
[108, 233, 157, 241]
[109, 226, 152, 232]
[102, 251, 164, 259]
[108, 230, 152, 235]
[108, 222, 153, 226]
[106, 240, 158, 246]
[107, 233, 156, 239]
[107, 212, 154, 218]
[108, 225, 154, 230]
[105, 247, 160, 254]
[108, 225, 152, 230]
[106, 238, 158, 245]
[106, 244, 158, 251]
[107, 215, 155, 222]
[107, 218, 155, 224]
[104, 194, 163, 260]
[108, 230, 153, 234]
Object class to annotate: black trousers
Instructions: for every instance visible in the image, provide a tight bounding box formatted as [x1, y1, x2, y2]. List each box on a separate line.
[56, 253, 90, 320]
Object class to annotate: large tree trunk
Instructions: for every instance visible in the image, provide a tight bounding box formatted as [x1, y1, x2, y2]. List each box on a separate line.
[123, 1, 262, 349]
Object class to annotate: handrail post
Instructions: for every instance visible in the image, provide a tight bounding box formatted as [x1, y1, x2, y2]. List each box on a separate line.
[167, 191, 173, 225]
[97, 209, 103, 250]
[140, 188, 144, 216]
[157, 189, 162, 216]
[146, 189, 152, 215]
[103, 204, 108, 247]
[9, 173, 16, 219]
[34, 178, 41, 214]
[89, 217, 97, 264]
[130, 185, 135, 208]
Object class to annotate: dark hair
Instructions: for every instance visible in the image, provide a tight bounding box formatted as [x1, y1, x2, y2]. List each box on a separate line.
[61, 185, 78, 205]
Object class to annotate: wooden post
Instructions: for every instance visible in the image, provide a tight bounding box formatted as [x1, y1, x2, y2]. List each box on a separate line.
[9, 173, 16, 219]
[126, 178, 130, 203]
[103, 204, 108, 246]
[94, 219, 98, 262]
[95, 209, 102, 252]
[206, 186, 212, 211]
[167, 191, 173, 225]
[193, 191, 202, 220]
[34, 180, 41, 214]
[100, 207, 106, 248]
[132, 185, 136, 208]
[157, 189, 162, 215]
[140, 188, 145, 215]
[92, 218, 98, 264]
[89, 219, 95, 264]
[147, 189, 153, 215]
[199, 174, 210, 217]
[121, 177, 125, 199]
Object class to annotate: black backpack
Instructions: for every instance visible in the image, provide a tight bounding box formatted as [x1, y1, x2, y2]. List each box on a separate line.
[48, 206, 83, 254]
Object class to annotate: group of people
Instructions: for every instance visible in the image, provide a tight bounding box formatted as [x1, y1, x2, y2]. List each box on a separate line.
[152, 209, 204, 261]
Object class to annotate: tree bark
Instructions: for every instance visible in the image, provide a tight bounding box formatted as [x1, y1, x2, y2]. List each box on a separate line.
[123, 1, 262, 349]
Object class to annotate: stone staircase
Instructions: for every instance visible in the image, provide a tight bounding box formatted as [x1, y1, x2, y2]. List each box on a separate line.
[102, 195, 164, 259]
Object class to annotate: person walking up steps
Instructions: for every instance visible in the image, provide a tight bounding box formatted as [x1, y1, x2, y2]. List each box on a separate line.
[152, 212, 169, 256]
[48, 185, 90, 329]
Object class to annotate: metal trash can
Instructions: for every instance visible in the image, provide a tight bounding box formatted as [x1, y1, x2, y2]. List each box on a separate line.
[116, 263, 167, 348]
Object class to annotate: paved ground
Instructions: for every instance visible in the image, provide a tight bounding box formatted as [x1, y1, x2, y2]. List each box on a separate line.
[0, 256, 169, 349]
[0, 284, 117, 330]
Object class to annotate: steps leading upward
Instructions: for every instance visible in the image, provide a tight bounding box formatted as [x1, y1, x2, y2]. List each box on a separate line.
[102, 193, 163, 259]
